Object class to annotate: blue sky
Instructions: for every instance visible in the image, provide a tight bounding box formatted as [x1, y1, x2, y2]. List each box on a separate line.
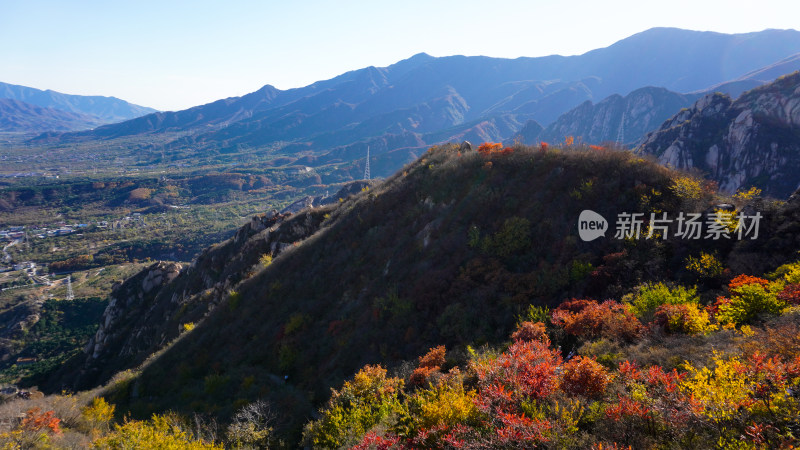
[2, 0, 798, 111]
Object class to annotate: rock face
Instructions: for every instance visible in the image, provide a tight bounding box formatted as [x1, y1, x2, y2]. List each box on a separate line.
[280, 180, 376, 214]
[513, 87, 700, 146]
[637, 72, 800, 198]
[51, 207, 331, 391]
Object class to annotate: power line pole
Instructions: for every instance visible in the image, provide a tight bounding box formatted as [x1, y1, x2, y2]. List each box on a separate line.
[364, 146, 371, 180]
[616, 112, 626, 146]
[66, 275, 74, 300]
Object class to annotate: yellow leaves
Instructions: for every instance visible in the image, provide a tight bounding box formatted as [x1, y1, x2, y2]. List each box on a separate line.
[670, 175, 703, 200]
[685, 252, 725, 279]
[82, 398, 115, 434]
[182, 322, 196, 332]
[733, 186, 762, 201]
[681, 354, 750, 421]
[414, 382, 480, 429]
[259, 253, 273, 268]
[92, 414, 221, 449]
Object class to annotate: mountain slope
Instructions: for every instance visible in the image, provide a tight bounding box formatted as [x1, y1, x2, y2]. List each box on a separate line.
[0, 98, 103, 132]
[637, 71, 800, 197]
[50, 143, 800, 442]
[0, 82, 156, 123]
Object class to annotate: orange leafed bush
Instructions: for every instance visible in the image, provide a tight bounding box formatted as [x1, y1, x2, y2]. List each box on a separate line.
[540, 142, 549, 150]
[560, 355, 611, 398]
[729, 274, 769, 290]
[477, 142, 503, 155]
[419, 345, 446, 369]
[511, 321, 549, 345]
[21, 408, 61, 435]
[409, 365, 440, 387]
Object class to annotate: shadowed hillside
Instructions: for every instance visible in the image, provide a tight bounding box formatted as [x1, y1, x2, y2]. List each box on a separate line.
[53, 143, 800, 444]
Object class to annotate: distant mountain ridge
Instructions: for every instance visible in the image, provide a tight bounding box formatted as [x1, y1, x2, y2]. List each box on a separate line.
[511, 87, 702, 146]
[637, 71, 800, 197]
[31, 28, 800, 178]
[0, 81, 156, 124]
[0, 98, 103, 132]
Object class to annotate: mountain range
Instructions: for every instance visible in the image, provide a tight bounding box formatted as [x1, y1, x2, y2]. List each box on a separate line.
[0, 81, 156, 131]
[23, 28, 800, 178]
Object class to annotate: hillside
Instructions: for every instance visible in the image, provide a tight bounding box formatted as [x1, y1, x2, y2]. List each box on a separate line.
[40, 143, 800, 444]
[0, 98, 103, 132]
[29, 28, 800, 179]
[637, 71, 800, 197]
[0, 82, 156, 125]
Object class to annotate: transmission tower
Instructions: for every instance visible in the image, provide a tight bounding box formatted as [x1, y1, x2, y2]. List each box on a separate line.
[364, 146, 371, 180]
[615, 112, 626, 146]
[66, 275, 74, 300]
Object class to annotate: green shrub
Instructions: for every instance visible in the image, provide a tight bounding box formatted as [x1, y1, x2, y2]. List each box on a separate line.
[623, 282, 698, 320]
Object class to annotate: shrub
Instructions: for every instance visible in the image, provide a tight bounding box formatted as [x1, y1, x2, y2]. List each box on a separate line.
[411, 382, 481, 430]
[92, 414, 221, 449]
[715, 278, 786, 326]
[670, 175, 703, 200]
[560, 356, 611, 398]
[653, 303, 715, 335]
[82, 397, 115, 436]
[552, 299, 642, 342]
[511, 321, 550, 345]
[419, 345, 446, 369]
[225, 400, 275, 449]
[684, 252, 724, 279]
[623, 283, 698, 320]
[778, 283, 800, 305]
[302, 365, 403, 448]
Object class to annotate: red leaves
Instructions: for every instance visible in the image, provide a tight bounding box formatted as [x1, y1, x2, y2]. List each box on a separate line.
[552, 299, 642, 342]
[475, 339, 562, 413]
[352, 431, 401, 450]
[606, 396, 651, 421]
[777, 283, 800, 305]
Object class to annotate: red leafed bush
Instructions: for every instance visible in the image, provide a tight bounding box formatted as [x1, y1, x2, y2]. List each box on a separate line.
[605, 396, 651, 421]
[474, 340, 562, 409]
[511, 321, 550, 345]
[560, 356, 611, 398]
[352, 431, 401, 450]
[778, 283, 800, 305]
[552, 299, 642, 342]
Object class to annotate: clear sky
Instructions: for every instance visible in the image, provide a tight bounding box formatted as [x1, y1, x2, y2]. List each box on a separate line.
[1, 0, 798, 111]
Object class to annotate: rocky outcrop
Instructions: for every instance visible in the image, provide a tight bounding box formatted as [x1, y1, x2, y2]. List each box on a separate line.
[518, 87, 699, 147]
[280, 180, 375, 214]
[637, 72, 800, 197]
